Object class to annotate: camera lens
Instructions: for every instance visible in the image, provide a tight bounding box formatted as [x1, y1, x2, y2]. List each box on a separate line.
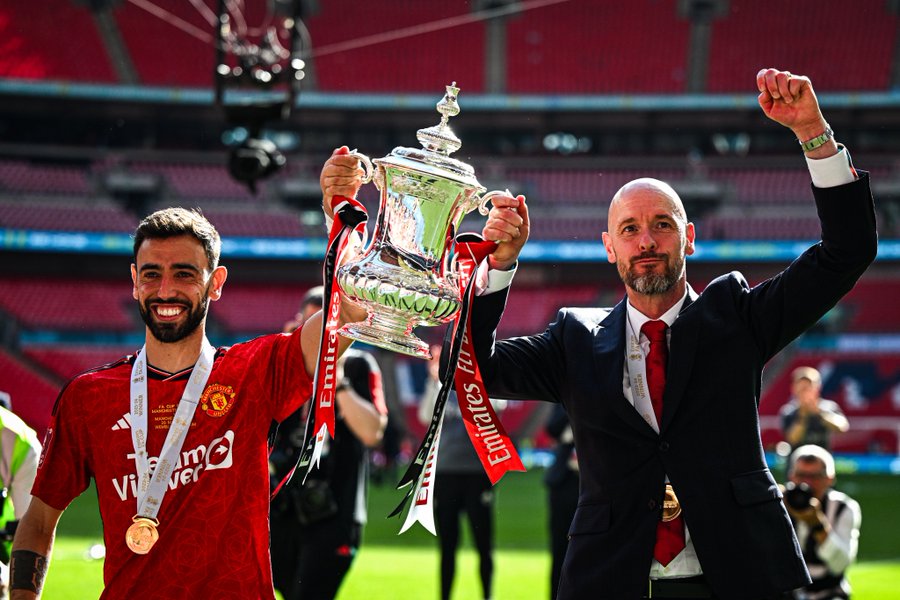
[784, 481, 813, 510]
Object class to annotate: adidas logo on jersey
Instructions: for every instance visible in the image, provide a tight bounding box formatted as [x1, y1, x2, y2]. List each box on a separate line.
[111, 414, 132, 431]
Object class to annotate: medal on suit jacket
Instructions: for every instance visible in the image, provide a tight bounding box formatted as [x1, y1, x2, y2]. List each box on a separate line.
[662, 484, 682, 522]
[127, 339, 215, 554]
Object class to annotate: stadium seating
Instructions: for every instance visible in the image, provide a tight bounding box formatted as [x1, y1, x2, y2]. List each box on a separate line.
[0, 3, 116, 82]
[506, 0, 690, 93]
[707, 0, 896, 92]
[212, 282, 312, 334]
[497, 284, 599, 337]
[509, 168, 688, 205]
[303, 1, 485, 93]
[0, 160, 92, 195]
[840, 278, 900, 333]
[0, 197, 135, 233]
[0, 348, 58, 437]
[6, 0, 898, 94]
[198, 206, 313, 238]
[0, 277, 135, 332]
[128, 161, 261, 201]
[113, 0, 225, 87]
[701, 213, 822, 240]
[24, 345, 133, 381]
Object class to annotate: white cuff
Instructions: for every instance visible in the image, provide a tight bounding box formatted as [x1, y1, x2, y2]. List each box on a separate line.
[324, 213, 334, 233]
[806, 146, 856, 188]
[475, 259, 516, 296]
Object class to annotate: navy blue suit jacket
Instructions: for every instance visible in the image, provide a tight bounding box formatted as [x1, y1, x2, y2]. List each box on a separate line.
[470, 175, 877, 599]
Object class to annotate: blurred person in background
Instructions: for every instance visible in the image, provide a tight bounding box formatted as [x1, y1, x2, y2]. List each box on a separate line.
[10, 149, 368, 599]
[0, 392, 41, 600]
[271, 286, 388, 600]
[780, 367, 849, 452]
[783, 445, 860, 600]
[418, 344, 501, 600]
[543, 404, 578, 600]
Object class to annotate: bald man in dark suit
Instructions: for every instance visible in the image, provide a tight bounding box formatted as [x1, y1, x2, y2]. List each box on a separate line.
[469, 69, 877, 600]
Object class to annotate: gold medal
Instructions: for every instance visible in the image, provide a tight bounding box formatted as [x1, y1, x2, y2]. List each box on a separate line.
[125, 516, 159, 554]
[661, 484, 682, 522]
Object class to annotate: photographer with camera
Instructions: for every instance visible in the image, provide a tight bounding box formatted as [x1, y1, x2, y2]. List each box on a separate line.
[783, 445, 861, 600]
[0, 393, 42, 600]
[780, 366, 849, 452]
[270, 287, 388, 600]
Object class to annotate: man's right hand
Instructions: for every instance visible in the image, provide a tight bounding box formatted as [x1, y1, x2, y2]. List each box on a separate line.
[320, 146, 366, 220]
[482, 194, 529, 271]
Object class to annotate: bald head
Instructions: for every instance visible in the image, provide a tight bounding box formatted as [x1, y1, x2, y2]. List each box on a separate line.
[601, 177, 696, 308]
[608, 178, 688, 225]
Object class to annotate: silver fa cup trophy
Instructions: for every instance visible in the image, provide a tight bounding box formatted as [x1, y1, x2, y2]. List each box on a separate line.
[337, 83, 508, 359]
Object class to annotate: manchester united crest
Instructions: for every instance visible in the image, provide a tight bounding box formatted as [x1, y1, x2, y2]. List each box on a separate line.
[200, 384, 236, 417]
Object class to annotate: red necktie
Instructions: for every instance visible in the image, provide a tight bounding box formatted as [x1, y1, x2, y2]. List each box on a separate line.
[641, 320, 686, 566]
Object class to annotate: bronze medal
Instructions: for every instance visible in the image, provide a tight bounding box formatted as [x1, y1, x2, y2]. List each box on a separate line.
[126, 517, 159, 554]
[661, 484, 682, 522]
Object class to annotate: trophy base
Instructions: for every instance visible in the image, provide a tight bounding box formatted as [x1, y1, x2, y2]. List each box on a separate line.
[338, 312, 432, 360]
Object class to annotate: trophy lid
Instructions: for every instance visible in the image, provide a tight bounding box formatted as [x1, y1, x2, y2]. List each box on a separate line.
[376, 83, 484, 191]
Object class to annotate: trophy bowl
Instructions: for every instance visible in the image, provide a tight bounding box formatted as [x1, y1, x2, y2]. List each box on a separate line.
[337, 83, 507, 359]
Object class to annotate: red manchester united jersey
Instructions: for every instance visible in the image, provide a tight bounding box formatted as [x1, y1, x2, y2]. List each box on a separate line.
[33, 330, 311, 599]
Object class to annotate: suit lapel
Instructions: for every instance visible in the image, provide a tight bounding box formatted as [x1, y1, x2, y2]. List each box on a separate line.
[593, 300, 657, 438]
[661, 285, 700, 431]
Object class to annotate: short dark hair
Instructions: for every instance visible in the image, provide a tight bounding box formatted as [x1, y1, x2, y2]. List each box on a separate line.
[133, 207, 221, 270]
[300, 285, 325, 311]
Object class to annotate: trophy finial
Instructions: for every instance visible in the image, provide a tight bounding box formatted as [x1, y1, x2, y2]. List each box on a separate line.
[417, 83, 463, 155]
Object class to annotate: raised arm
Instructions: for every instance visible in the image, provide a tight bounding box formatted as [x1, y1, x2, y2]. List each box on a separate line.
[300, 147, 371, 376]
[743, 68, 877, 361]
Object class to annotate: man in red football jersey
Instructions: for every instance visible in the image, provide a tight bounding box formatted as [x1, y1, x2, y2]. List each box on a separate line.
[9, 148, 367, 599]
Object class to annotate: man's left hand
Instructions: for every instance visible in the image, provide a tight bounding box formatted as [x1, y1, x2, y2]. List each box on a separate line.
[756, 68, 833, 149]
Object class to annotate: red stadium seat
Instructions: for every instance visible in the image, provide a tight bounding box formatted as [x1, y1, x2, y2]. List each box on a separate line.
[0, 3, 116, 82]
[24, 345, 134, 381]
[0, 278, 135, 332]
[212, 282, 313, 334]
[0, 348, 59, 438]
[707, 0, 896, 92]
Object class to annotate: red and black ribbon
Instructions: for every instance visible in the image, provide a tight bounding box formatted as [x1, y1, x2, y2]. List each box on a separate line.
[390, 233, 525, 519]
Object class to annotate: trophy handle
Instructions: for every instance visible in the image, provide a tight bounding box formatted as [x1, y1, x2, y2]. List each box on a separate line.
[477, 189, 513, 216]
[347, 150, 375, 184]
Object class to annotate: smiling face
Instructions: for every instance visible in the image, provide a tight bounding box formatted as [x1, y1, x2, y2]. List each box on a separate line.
[131, 234, 226, 344]
[601, 178, 695, 300]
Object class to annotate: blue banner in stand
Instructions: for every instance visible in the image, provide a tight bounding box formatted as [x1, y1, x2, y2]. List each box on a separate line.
[2, 229, 899, 263]
[0, 230, 327, 260]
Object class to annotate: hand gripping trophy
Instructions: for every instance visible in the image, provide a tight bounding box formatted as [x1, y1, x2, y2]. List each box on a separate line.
[337, 83, 510, 359]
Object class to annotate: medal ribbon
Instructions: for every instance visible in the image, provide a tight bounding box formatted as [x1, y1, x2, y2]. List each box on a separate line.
[624, 314, 661, 433]
[391, 234, 524, 528]
[291, 195, 367, 484]
[130, 338, 215, 522]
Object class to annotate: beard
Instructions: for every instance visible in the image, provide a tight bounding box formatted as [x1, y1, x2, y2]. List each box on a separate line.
[139, 295, 209, 343]
[618, 251, 684, 295]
